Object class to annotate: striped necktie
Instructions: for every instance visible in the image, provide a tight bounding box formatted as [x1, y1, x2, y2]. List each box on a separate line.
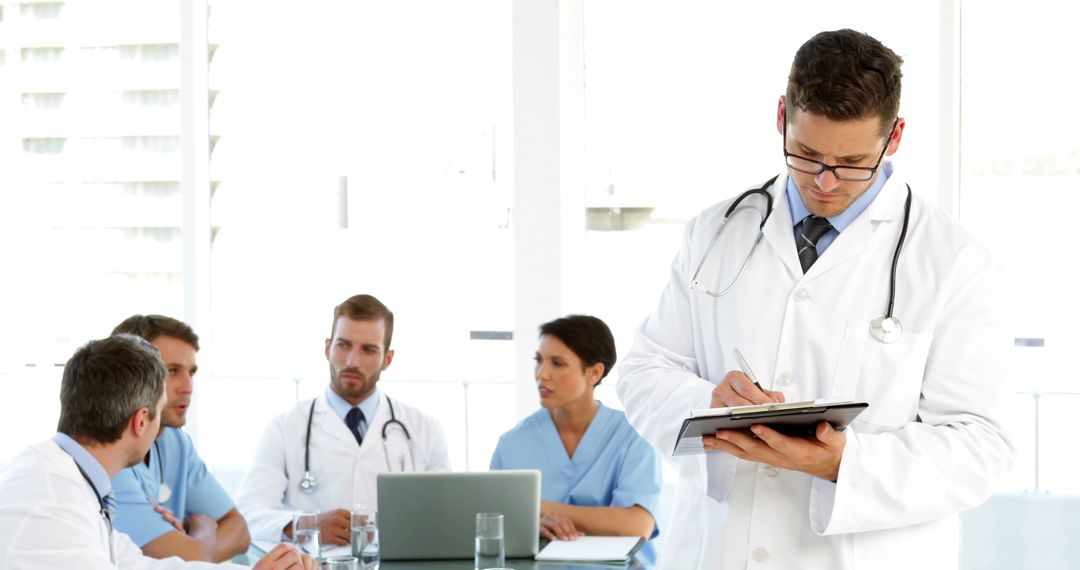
[102, 490, 117, 524]
[798, 215, 833, 273]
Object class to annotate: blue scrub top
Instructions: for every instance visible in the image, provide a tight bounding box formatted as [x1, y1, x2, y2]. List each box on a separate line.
[111, 427, 234, 547]
[490, 403, 661, 565]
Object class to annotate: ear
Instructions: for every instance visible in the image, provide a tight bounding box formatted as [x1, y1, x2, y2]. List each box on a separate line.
[776, 96, 787, 135]
[130, 407, 152, 439]
[885, 117, 906, 156]
[586, 362, 605, 389]
[325, 338, 332, 360]
[382, 348, 395, 371]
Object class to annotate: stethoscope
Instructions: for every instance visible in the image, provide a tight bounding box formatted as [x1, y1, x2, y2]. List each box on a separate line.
[689, 175, 913, 344]
[299, 396, 416, 495]
[73, 461, 116, 563]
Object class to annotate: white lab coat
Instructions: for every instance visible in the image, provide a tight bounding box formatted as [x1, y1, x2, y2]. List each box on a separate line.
[236, 390, 451, 543]
[0, 439, 233, 569]
[617, 165, 1014, 570]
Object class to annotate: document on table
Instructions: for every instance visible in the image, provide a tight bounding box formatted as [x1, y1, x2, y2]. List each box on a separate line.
[534, 536, 644, 562]
[672, 399, 869, 456]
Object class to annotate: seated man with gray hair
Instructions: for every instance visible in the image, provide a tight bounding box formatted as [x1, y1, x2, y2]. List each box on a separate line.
[0, 334, 314, 569]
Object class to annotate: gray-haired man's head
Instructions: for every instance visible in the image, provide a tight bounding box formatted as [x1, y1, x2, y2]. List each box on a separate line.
[57, 334, 166, 445]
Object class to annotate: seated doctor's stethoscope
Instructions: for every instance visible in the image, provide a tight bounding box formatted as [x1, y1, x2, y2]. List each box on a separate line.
[298, 395, 416, 494]
[690, 116, 911, 345]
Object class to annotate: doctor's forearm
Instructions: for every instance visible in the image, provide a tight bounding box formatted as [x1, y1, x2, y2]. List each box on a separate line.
[213, 508, 252, 561]
[540, 501, 655, 538]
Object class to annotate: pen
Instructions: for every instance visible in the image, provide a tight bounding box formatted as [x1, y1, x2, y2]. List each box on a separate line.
[733, 347, 765, 392]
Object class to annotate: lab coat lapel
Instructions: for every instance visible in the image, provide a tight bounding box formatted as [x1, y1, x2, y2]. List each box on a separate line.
[365, 392, 391, 454]
[800, 167, 907, 283]
[313, 391, 358, 449]
[760, 173, 804, 280]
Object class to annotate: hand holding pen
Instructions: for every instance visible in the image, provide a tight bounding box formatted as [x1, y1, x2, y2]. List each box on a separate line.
[710, 347, 786, 408]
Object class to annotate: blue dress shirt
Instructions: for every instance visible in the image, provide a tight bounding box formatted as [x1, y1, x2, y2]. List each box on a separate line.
[785, 160, 893, 255]
[53, 432, 112, 502]
[326, 386, 381, 441]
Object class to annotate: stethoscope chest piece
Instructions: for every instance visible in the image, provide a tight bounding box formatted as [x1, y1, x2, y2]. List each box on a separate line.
[299, 471, 318, 494]
[870, 314, 903, 344]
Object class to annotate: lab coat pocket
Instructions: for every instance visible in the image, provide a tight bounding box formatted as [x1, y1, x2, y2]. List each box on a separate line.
[832, 320, 932, 430]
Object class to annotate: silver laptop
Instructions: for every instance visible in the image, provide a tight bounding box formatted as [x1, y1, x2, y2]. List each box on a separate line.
[377, 470, 541, 560]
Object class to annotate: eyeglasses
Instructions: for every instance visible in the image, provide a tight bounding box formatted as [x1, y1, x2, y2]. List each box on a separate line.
[782, 118, 897, 182]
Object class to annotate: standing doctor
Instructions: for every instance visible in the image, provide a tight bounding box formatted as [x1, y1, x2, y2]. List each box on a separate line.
[617, 29, 1014, 570]
[237, 294, 451, 545]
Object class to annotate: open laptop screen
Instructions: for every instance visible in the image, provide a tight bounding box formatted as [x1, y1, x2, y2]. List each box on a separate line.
[377, 470, 541, 560]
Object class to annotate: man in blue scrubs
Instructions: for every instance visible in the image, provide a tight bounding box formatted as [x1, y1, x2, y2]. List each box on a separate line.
[110, 315, 251, 562]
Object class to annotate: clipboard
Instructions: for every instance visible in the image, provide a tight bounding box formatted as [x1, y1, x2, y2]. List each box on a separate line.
[672, 400, 869, 456]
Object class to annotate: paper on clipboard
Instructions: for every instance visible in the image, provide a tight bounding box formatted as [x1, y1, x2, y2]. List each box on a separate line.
[672, 399, 868, 456]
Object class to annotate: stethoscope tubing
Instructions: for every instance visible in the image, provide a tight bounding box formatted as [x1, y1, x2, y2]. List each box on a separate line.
[693, 175, 913, 343]
[300, 395, 414, 494]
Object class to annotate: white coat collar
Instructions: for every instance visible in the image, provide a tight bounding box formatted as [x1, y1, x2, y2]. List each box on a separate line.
[762, 162, 908, 283]
[313, 389, 393, 450]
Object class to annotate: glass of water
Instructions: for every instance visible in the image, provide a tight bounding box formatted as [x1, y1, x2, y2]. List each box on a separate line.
[351, 507, 379, 568]
[292, 512, 321, 560]
[324, 556, 359, 570]
[475, 512, 505, 570]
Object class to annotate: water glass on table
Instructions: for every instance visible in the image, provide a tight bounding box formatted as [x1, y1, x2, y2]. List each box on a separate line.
[351, 507, 379, 568]
[324, 556, 359, 570]
[475, 512, 505, 570]
[292, 512, 322, 560]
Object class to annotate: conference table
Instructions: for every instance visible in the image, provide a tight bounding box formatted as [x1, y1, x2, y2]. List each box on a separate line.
[241, 546, 649, 569]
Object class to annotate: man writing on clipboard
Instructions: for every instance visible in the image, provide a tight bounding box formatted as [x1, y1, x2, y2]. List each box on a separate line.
[617, 29, 1013, 570]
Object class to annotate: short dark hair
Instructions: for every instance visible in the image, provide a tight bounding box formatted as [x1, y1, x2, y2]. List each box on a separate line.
[332, 294, 394, 351]
[57, 334, 166, 444]
[786, 29, 903, 134]
[539, 315, 617, 384]
[111, 314, 200, 351]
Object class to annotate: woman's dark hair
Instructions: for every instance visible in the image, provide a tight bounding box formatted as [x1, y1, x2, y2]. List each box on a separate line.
[539, 315, 616, 385]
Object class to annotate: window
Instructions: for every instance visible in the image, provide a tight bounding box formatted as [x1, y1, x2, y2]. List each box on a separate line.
[0, 0, 184, 463]
[193, 0, 514, 482]
[21, 92, 65, 110]
[20, 46, 63, 63]
[19, 2, 65, 20]
[959, 0, 1080, 494]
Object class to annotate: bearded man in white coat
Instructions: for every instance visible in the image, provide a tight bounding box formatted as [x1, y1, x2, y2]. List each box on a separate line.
[237, 294, 451, 546]
[0, 334, 314, 570]
[617, 29, 1013, 570]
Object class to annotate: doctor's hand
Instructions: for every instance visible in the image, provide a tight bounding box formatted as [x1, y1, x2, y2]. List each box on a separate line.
[702, 421, 846, 481]
[317, 508, 352, 546]
[711, 370, 785, 408]
[253, 543, 318, 570]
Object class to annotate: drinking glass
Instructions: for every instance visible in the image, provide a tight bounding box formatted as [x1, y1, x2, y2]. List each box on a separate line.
[324, 556, 359, 570]
[350, 507, 379, 568]
[475, 512, 505, 570]
[292, 512, 321, 560]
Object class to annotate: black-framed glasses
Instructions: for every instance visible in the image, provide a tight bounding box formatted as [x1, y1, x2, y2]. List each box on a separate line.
[783, 118, 897, 182]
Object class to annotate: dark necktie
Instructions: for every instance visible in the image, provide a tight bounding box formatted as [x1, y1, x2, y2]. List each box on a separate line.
[798, 215, 833, 273]
[345, 407, 365, 447]
[102, 490, 117, 524]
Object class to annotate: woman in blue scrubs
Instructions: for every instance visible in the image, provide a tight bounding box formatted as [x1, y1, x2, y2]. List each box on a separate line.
[490, 315, 661, 560]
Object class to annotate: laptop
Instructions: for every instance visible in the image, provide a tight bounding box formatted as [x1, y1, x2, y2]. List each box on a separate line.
[377, 470, 541, 560]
